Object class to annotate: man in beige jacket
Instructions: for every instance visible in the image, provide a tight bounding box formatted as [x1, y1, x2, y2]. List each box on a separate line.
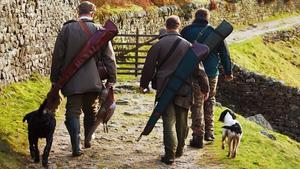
[140, 15, 209, 165]
[50, 1, 116, 156]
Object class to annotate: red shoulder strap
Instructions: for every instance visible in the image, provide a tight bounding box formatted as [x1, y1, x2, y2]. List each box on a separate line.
[79, 20, 93, 38]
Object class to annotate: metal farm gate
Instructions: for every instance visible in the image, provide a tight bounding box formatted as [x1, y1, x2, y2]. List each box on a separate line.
[112, 28, 159, 76]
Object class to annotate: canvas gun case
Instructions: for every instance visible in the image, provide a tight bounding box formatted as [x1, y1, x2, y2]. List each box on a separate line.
[138, 20, 233, 140]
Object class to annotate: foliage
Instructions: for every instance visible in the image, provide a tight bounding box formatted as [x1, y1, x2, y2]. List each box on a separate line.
[199, 107, 300, 169]
[229, 36, 300, 88]
[90, 0, 192, 8]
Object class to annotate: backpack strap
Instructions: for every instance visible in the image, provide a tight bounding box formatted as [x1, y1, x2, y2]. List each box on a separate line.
[195, 25, 209, 42]
[157, 38, 182, 69]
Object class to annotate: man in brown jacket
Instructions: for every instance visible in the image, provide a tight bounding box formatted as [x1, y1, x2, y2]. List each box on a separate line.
[140, 15, 209, 165]
[50, 1, 116, 156]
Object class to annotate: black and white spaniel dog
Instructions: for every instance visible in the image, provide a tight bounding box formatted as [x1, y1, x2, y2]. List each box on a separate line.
[219, 109, 242, 158]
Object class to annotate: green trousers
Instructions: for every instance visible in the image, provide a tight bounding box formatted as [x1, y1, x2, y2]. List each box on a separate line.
[162, 102, 189, 158]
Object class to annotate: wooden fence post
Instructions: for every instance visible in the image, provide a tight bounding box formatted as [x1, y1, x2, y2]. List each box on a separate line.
[135, 28, 139, 76]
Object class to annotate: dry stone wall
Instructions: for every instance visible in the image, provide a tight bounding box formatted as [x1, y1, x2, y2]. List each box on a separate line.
[0, 0, 78, 85]
[0, 0, 298, 85]
[263, 26, 300, 43]
[104, 0, 299, 34]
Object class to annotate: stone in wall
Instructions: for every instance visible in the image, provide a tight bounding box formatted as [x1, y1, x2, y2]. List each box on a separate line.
[263, 26, 300, 43]
[0, 0, 79, 86]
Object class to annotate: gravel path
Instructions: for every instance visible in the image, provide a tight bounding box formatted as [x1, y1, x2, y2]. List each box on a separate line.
[227, 15, 300, 44]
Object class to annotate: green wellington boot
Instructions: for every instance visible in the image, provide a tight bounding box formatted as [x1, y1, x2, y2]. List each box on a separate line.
[65, 117, 83, 157]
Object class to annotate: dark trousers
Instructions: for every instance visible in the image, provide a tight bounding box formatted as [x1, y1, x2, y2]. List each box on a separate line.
[66, 92, 99, 139]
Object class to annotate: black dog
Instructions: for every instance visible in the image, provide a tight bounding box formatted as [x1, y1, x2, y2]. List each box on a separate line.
[23, 99, 56, 167]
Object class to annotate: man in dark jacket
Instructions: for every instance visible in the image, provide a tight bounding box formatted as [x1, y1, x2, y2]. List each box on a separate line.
[140, 15, 209, 165]
[181, 8, 233, 147]
[50, 1, 117, 156]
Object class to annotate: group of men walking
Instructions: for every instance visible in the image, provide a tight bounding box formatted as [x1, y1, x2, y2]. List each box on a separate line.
[140, 9, 233, 165]
[50, 1, 233, 165]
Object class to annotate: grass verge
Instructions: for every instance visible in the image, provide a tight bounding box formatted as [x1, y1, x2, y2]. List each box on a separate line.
[199, 107, 300, 169]
[0, 74, 51, 168]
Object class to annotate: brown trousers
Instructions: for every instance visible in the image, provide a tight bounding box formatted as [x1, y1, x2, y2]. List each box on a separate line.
[190, 77, 218, 136]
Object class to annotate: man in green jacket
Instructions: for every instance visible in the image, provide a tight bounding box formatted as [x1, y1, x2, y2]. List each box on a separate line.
[181, 8, 233, 148]
[51, 1, 116, 156]
[140, 15, 209, 164]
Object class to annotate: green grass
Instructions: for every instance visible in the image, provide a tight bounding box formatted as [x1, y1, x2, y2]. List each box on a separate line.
[0, 74, 51, 168]
[117, 74, 140, 82]
[96, 4, 145, 21]
[229, 36, 300, 88]
[199, 107, 300, 169]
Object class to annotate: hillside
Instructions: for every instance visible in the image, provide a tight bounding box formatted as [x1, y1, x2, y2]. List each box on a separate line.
[229, 32, 300, 88]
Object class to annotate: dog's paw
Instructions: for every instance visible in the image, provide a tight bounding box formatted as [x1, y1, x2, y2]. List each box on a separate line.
[231, 152, 236, 158]
[227, 152, 231, 157]
[222, 144, 225, 149]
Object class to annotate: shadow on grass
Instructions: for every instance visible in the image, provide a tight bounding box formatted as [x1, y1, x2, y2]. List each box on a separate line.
[0, 139, 28, 169]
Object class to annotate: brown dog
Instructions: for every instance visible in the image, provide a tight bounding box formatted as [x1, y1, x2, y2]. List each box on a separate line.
[219, 109, 242, 158]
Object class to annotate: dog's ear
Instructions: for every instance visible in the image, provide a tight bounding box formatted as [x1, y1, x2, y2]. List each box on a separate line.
[23, 112, 33, 122]
[229, 110, 236, 119]
[219, 110, 228, 122]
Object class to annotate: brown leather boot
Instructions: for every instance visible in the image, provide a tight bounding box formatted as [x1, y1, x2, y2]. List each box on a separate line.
[204, 133, 215, 141]
[84, 128, 92, 148]
[190, 136, 203, 148]
[161, 156, 175, 165]
[175, 147, 183, 158]
[161, 149, 175, 165]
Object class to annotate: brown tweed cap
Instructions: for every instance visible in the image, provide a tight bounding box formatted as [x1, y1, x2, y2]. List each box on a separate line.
[78, 1, 96, 15]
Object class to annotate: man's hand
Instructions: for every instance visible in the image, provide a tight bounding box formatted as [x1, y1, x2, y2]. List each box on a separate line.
[105, 82, 114, 88]
[224, 74, 234, 81]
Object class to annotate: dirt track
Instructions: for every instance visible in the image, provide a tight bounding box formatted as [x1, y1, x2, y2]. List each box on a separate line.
[227, 15, 300, 44]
